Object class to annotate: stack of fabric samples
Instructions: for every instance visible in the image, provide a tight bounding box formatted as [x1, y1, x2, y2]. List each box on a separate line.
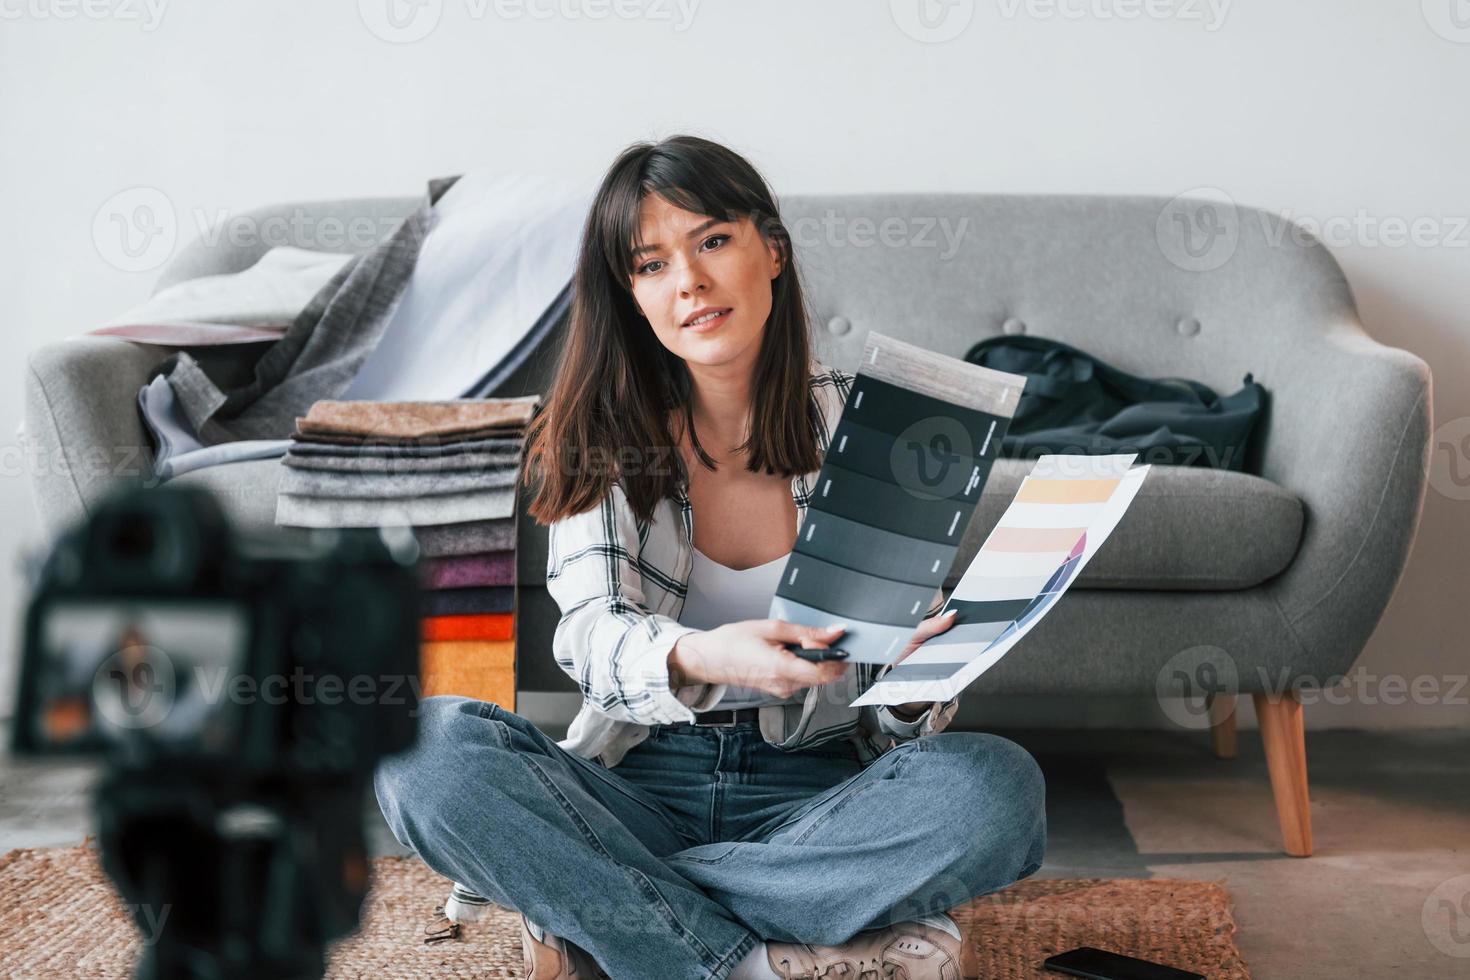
[275, 395, 541, 710]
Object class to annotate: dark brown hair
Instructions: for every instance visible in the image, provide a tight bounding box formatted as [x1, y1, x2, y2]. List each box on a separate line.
[520, 134, 822, 526]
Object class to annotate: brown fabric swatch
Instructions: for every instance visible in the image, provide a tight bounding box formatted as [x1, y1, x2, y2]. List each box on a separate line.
[298, 395, 540, 439]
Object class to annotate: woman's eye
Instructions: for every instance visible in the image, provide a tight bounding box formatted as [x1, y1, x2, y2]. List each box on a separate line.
[635, 234, 726, 275]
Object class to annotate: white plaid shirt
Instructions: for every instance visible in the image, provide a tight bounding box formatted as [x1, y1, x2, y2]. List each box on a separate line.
[546, 360, 961, 769]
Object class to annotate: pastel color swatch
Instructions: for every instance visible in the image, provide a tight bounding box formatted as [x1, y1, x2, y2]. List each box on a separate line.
[853, 454, 1150, 706]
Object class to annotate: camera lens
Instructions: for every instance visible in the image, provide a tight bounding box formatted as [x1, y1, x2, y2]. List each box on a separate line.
[110, 520, 154, 559]
[85, 488, 221, 592]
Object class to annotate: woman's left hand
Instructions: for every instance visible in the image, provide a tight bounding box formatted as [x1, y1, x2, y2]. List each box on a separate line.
[888, 608, 959, 720]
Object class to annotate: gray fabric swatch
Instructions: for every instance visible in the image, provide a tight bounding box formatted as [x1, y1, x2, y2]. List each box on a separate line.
[282, 448, 520, 475]
[278, 465, 519, 499]
[420, 587, 515, 616]
[285, 434, 523, 458]
[412, 519, 516, 557]
[276, 485, 516, 528]
[289, 423, 522, 446]
[161, 176, 457, 443]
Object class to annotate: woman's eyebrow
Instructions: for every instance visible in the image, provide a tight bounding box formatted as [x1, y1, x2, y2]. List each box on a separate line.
[631, 217, 728, 258]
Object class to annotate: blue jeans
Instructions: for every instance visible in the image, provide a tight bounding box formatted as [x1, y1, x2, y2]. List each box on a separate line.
[374, 696, 1047, 980]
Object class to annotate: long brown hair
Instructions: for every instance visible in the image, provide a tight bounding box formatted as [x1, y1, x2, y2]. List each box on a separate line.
[520, 134, 822, 526]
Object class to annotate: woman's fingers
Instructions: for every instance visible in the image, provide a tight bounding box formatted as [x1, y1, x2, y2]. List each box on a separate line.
[755, 620, 851, 692]
[891, 609, 960, 666]
[763, 619, 847, 647]
[786, 657, 847, 687]
[915, 608, 959, 638]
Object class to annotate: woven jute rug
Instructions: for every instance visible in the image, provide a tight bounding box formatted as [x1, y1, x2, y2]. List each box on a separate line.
[0, 845, 1250, 978]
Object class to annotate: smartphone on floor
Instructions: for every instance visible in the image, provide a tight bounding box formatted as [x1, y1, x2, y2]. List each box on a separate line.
[1043, 946, 1206, 980]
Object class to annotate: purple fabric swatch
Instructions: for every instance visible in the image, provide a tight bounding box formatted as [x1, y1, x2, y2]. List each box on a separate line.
[420, 551, 516, 589]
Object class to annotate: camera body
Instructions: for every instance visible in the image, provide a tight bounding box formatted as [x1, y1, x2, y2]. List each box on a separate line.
[12, 484, 423, 979]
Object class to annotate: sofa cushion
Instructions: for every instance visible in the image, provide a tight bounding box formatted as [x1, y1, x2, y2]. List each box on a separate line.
[169, 456, 292, 535]
[173, 455, 1303, 593]
[955, 459, 1304, 591]
[516, 458, 1304, 593]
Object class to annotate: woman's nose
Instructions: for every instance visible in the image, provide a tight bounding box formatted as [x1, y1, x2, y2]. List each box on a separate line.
[676, 256, 709, 295]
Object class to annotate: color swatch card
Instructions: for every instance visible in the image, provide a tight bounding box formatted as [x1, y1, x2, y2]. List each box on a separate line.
[767, 331, 1029, 665]
[852, 453, 1150, 707]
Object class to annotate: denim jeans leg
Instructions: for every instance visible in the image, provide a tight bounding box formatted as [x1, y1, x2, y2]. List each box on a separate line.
[663, 730, 1048, 947]
[374, 696, 759, 980]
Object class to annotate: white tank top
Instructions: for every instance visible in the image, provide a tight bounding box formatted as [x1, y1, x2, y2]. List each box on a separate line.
[679, 545, 804, 710]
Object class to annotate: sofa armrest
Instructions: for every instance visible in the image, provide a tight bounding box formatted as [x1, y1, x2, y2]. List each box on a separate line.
[1260, 320, 1432, 680]
[23, 338, 173, 540]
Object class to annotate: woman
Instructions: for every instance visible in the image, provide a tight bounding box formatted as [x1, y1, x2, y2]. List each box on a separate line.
[375, 135, 1047, 980]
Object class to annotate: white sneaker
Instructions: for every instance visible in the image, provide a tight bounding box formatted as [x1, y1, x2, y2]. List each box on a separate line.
[765, 912, 977, 980]
[519, 914, 610, 979]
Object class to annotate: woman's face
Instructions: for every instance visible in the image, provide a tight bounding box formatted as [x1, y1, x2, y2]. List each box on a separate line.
[628, 193, 783, 372]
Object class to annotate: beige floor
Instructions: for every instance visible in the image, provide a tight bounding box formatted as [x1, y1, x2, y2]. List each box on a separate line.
[2, 727, 1466, 978]
[1015, 727, 1470, 979]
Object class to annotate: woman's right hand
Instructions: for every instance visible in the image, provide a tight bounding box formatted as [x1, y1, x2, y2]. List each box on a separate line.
[668, 620, 850, 698]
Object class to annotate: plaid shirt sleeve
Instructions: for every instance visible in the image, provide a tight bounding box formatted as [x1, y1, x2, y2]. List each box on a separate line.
[545, 481, 724, 726]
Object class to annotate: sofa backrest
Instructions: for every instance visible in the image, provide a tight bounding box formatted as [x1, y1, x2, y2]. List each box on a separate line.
[156, 191, 1355, 404]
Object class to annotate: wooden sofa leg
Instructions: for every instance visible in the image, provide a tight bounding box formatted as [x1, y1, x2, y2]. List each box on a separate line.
[1252, 690, 1313, 857]
[1206, 693, 1237, 759]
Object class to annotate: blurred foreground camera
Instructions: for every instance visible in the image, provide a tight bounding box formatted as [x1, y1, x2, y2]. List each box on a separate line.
[12, 485, 422, 979]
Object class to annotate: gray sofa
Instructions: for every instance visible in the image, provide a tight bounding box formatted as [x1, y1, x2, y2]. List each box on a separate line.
[24, 192, 1432, 857]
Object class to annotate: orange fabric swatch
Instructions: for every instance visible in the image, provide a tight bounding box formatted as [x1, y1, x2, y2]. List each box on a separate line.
[420, 640, 515, 709]
[421, 613, 514, 642]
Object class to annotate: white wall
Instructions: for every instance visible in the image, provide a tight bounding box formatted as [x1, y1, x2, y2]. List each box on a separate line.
[2, 0, 1466, 730]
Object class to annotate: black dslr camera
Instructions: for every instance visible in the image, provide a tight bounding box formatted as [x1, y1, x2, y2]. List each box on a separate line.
[12, 485, 422, 979]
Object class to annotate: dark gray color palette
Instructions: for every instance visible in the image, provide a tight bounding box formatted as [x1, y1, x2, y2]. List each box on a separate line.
[772, 338, 1024, 664]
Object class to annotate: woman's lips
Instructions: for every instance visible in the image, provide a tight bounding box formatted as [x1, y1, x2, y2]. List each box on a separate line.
[683, 308, 732, 332]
